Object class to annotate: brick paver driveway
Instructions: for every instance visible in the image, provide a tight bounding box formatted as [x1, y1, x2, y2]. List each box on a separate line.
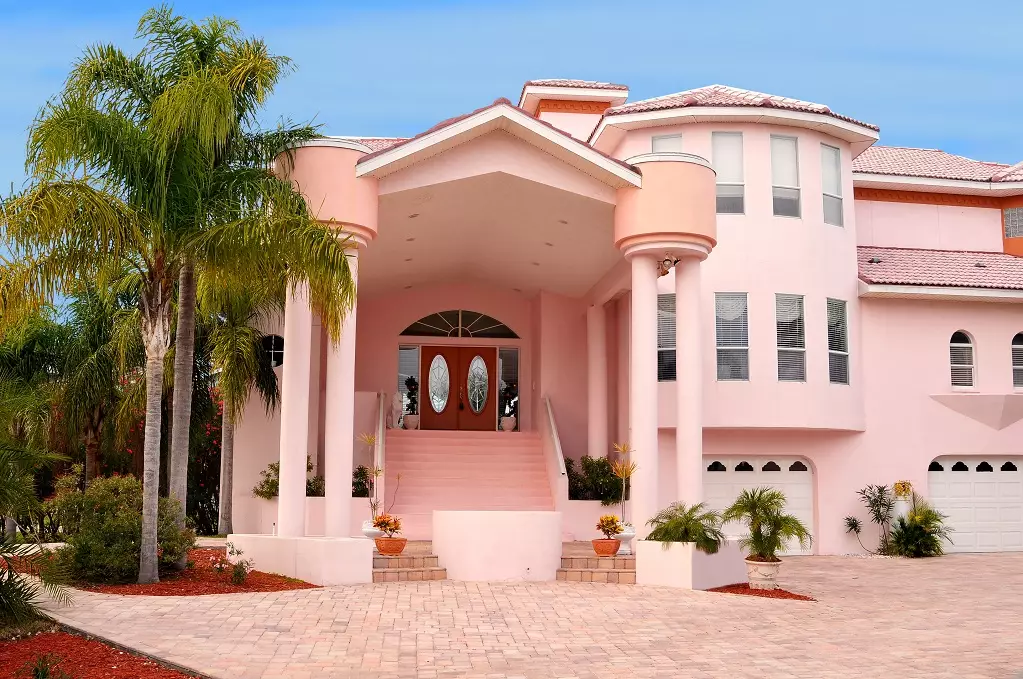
[43, 554, 1023, 679]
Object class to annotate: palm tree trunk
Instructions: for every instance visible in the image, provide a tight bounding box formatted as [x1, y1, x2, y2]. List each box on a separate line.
[169, 260, 196, 562]
[217, 399, 234, 536]
[84, 433, 99, 483]
[139, 351, 166, 584]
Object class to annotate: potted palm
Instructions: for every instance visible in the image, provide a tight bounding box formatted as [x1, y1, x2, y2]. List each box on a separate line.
[372, 513, 406, 555]
[593, 514, 623, 556]
[722, 488, 812, 590]
[403, 376, 420, 430]
[636, 503, 747, 589]
[500, 382, 518, 431]
[892, 480, 913, 524]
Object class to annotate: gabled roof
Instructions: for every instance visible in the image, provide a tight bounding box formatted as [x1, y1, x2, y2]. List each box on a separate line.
[523, 79, 628, 91]
[605, 84, 878, 131]
[858, 246, 1023, 290]
[353, 98, 642, 188]
[852, 146, 1014, 182]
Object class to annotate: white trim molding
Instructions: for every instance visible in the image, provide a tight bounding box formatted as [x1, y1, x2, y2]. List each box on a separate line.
[297, 137, 374, 153]
[853, 172, 1023, 197]
[519, 85, 629, 114]
[859, 281, 1023, 303]
[624, 152, 715, 173]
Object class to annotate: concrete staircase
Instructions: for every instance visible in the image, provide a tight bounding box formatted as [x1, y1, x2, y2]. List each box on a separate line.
[383, 429, 553, 540]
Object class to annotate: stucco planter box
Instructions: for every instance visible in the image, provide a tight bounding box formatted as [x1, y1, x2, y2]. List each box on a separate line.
[635, 539, 747, 590]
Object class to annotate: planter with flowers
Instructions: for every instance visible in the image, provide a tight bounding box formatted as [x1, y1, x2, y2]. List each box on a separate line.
[611, 443, 637, 555]
[500, 382, 518, 431]
[593, 514, 623, 556]
[373, 514, 406, 555]
[893, 480, 913, 524]
[723, 487, 812, 590]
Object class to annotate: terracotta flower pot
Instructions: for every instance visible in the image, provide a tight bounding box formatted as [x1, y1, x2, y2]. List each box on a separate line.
[592, 538, 621, 557]
[375, 536, 407, 556]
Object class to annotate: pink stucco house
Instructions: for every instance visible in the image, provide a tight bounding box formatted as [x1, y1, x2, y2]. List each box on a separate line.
[231, 79, 1023, 569]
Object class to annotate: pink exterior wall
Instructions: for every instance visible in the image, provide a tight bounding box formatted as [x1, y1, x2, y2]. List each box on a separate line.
[856, 200, 1003, 252]
[537, 291, 590, 459]
[536, 111, 603, 141]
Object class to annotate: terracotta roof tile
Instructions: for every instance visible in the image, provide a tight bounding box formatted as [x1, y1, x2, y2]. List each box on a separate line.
[605, 84, 878, 131]
[523, 79, 628, 91]
[858, 246, 1023, 290]
[329, 137, 408, 152]
[852, 146, 1013, 182]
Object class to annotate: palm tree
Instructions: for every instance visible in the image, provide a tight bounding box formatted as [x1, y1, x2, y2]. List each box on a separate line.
[1, 8, 355, 583]
[722, 487, 812, 561]
[198, 273, 282, 535]
[645, 502, 725, 554]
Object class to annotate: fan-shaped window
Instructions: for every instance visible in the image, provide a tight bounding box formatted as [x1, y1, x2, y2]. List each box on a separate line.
[1013, 333, 1023, 388]
[735, 461, 754, 471]
[788, 461, 808, 472]
[261, 335, 284, 367]
[976, 461, 994, 472]
[707, 461, 727, 472]
[928, 461, 944, 472]
[951, 461, 969, 471]
[1001, 461, 1018, 472]
[949, 331, 974, 388]
[401, 310, 518, 338]
[762, 461, 782, 471]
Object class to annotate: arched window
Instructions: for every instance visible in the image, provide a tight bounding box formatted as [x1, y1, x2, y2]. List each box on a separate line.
[261, 335, 284, 367]
[1012, 333, 1023, 388]
[400, 310, 518, 339]
[949, 331, 974, 388]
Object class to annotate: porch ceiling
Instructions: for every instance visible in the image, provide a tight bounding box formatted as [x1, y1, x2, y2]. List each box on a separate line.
[358, 173, 619, 298]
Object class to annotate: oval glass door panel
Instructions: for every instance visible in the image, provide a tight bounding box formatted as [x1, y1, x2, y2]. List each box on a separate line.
[467, 355, 488, 414]
[428, 354, 450, 413]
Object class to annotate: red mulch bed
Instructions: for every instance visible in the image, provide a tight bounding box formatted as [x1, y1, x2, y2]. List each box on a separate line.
[0, 631, 196, 679]
[708, 583, 816, 601]
[77, 548, 318, 596]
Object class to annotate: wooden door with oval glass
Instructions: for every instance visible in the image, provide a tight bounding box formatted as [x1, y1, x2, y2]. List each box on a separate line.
[420, 346, 498, 430]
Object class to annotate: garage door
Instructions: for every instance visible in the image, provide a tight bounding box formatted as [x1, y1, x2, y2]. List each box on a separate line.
[703, 456, 815, 555]
[928, 457, 1022, 553]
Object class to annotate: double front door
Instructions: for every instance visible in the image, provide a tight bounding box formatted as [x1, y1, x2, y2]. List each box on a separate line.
[419, 346, 497, 430]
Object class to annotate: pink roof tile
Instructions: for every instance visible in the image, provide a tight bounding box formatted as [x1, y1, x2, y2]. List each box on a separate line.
[858, 246, 1023, 290]
[523, 79, 628, 91]
[852, 146, 1012, 182]
[346, 137, 408, 152]
[605, 84, 878, 131]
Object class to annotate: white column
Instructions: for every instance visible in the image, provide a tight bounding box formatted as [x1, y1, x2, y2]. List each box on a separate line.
[629, 254, 659, 537]
[586, 304, 609, 460]
[277, 285, 314, 537]
[675, 258, 704, 505]
[324, 249, 359, 538]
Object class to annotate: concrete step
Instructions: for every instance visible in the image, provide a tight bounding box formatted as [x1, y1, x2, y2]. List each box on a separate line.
[372, 567, 447, 582]
[373, 554, 439, 569]
[556, 568, 636, 584]
[561, 555, 635, 570]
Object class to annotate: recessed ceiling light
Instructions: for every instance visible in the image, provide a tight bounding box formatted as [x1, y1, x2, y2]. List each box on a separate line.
[408, 213, 419, 219]
[531, 261, 540, 266]
[544, 242, 554, 247]
[404, 285, 413, 289]
[405, 258, 413, 262]
[558, 219, 568, 225]
[406, 237, 416, 242]
[513, 288, 522, 292]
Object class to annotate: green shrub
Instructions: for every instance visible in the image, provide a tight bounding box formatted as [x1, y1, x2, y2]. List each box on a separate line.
[251, 459, 324, 499]
[565, 455, 624, 506]
[352, 465, 371, 498]
[890, 494, 952, 557]
[646, 502, 725, 554]
[18, 653, 75, 679]
[722, 487, 811, 561]
[53, 475, 196, 583]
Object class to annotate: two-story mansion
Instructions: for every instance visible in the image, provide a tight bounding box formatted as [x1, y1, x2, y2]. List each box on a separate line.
[232, 79, 1023, 556]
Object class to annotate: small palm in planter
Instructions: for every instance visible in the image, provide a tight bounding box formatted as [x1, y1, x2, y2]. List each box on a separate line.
[593, 514, 623, 556]
[722, 487, 811, 590]
[646, 502, 725, 554]
[373, 514, 406, 555]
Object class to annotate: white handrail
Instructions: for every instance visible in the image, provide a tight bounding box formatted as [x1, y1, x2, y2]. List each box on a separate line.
[374, 391, 387, 506]
[542, 396, 569, 510]
[544, 397, 567, 477]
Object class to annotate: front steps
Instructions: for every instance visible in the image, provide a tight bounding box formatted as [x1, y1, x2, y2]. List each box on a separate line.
[384, 429, 554, 540]
[556, 543, 636, 583]
[372, 540, 447, 582]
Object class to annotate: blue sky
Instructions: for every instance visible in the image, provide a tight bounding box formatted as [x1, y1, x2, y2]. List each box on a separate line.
[2, 0, 1022, 190]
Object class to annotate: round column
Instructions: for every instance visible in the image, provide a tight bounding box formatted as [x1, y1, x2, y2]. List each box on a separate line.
[586, 304, 609, 461]
[675, 257, 704, 504]
[629, 254, 660, 536]
[277, 284, 314, 537]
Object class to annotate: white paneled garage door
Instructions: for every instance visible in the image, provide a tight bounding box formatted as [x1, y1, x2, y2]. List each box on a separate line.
[703, 456, 815, 555]
[928, 457, 1022, 553]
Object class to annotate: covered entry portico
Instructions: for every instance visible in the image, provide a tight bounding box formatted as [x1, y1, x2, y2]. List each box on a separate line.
[229, 99, 718, 583]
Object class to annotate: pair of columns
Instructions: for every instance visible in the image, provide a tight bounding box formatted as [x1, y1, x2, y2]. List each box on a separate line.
[587, 252, 704, 536]
[276, 251, 360, 538]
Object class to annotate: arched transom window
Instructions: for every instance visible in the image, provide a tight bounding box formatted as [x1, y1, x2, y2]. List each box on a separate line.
[949, 331, 974, 388]
[400, 310, 518, 339]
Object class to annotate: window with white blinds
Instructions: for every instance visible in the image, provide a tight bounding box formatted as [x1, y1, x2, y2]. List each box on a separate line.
[1005, 208, 1023, 238]
[499, 347, 520, 418]
[712, 132, 744, 214]
[715, 293, 749, 381]
[827, 299, 849, 384]
[397, 345, 421, 420]
[821, 144, 843, 227]
[949, 331, 974, 388]
[771, 136, 800, 217]
[1012, 333, 1023, 388]
[652, 134, 683, 153]
[657, 294, 676, 381]
[776, 294, 805, 381]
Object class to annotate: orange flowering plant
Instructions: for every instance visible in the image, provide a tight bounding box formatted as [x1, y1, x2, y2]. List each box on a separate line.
[596, 514, 623, 539]
[372, 513, 402, 537]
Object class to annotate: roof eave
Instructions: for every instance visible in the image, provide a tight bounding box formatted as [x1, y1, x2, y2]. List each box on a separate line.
[518, 85, 629, 115]
[859, 281, 1023, 303]
[853, 173, 1023, 197]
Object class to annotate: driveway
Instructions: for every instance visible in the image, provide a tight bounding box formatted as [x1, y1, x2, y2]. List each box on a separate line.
[43, 554, 1023, 678]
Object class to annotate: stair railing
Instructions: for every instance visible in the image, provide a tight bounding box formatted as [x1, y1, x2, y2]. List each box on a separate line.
[374, 391, 387, 511]
[541, 396, 569, 510]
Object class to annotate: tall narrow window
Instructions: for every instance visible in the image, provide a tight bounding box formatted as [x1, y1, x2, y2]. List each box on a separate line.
[261, 335, 285, 367]
[771, 136, 800, 217]
[776, 294, 805, 381]
[1012, 333, 1023, 388]
[657, 294, 676, 381]
[949, 331, 974, 388]
[712, 132, 744, 214]
[821, 144, 843, 226]
[651, 134, 683, 153]
[397, 345, 421, 422]
[827, 299, 849, 384]
[715, 293, 749, 381]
